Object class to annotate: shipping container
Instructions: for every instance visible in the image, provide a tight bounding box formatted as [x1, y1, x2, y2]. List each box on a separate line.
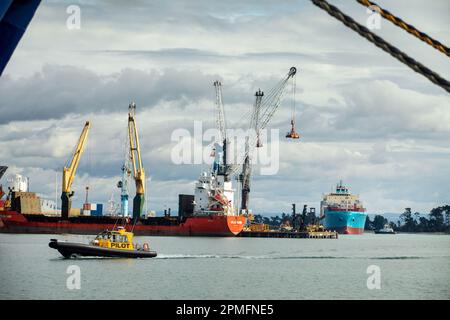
[12, 191, 40, 214]
[69, 208, 81, 217]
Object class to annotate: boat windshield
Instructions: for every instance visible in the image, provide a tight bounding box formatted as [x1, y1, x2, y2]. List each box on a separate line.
[95, 231, 129, 243]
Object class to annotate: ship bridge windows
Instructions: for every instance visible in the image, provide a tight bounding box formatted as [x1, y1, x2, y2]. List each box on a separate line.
[117, 235, 127, 243]
[110, 234, 128, 243]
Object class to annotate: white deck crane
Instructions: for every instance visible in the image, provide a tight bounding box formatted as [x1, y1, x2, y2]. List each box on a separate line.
[213, 80, 232, 181]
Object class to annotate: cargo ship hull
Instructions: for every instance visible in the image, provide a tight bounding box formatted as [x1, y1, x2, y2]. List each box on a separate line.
[322, 209, 367, 235]
[0, 210, 246, 237]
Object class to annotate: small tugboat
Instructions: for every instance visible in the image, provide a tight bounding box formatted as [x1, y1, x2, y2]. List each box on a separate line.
[49, 227, 157, 258]
[374, 224, 396, 234]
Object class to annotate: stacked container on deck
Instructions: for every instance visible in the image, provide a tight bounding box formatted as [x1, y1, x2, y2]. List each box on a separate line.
[82, 203, 103, 216]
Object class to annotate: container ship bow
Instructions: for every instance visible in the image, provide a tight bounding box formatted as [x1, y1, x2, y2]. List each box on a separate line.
[320, 181, 367, 234]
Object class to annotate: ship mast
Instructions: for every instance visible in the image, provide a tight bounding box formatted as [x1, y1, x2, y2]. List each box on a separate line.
[117, 160, 131, 217]
[117, 128, 131, 217]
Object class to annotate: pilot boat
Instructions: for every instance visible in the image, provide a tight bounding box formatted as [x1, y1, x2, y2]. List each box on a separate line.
[49, 226, 157, 258]
[374, 224, 396, 234]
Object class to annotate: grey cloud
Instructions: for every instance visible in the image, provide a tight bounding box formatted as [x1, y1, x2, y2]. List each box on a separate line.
[0, 65, 221, 124]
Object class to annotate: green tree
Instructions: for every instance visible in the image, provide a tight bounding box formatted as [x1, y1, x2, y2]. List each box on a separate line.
[429, 207, 445, 232]
[373, 215, 388, 230]
[418, 217, 429, 232]
[365, 216, 373, 230]
[399, 208, 416, 232]
[253, 214, 263, 224]
[445, 207, 450, 226]
[269, 215, 282, 227]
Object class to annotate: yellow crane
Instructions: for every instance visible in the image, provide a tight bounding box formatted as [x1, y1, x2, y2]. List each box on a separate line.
[61, 121, 90, 220]
[128, 102, 145, 221]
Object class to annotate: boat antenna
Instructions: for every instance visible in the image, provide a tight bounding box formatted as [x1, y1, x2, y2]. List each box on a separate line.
[130, 214, 138, 233]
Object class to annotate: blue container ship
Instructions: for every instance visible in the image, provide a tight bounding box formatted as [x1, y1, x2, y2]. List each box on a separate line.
[320, 181, 367, 234]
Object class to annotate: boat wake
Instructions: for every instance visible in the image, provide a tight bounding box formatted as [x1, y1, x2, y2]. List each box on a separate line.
[156, 254, 350, 260]
[156, 254, 435, 260]
[369, 256, 425, 260]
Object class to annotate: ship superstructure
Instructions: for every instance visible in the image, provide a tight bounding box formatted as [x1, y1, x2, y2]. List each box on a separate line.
[193, 171, 235, 216]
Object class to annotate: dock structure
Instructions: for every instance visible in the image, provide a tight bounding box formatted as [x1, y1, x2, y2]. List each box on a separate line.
[238, 230, 338, 239]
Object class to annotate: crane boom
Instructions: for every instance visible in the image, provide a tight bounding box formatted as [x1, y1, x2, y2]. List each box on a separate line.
[232, 67, 298, 177]
[61, 121, 90, 220]
[128, 102, 146, 221]
[240, 89, 263, 213]
[258, 67, 297, 131]
[213, 81, 227, 142]
[213, 80, 231, 181]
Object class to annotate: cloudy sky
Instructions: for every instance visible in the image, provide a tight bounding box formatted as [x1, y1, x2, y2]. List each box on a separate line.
[0, 0, 449, 215]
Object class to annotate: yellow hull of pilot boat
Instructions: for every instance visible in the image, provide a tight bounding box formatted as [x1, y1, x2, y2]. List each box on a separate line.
[49, 227, 157, 258]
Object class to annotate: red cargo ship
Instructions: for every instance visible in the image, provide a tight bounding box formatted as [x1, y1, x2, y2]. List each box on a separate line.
[0, 169, 246, 237]
[0, 209, 245, 236]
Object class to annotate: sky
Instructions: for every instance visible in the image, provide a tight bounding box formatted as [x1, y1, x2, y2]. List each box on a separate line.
[0, 0, 449, 215]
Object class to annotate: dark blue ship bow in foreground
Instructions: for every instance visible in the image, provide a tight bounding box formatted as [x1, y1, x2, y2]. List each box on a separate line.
[0, 0, 41, 76]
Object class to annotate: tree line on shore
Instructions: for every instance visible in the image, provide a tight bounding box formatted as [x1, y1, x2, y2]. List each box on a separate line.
[253, 205, 450, 233]
[365, 206, 450, 233]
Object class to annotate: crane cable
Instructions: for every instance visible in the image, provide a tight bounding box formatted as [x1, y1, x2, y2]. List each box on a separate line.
[311, 0, 450, 93]
[291, 74, 296, 124]
[357, 0, 450, 57]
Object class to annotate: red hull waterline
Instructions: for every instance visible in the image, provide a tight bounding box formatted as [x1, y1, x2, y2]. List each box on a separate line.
[334, 226, 364, 235]
[0, 211, 246, 237]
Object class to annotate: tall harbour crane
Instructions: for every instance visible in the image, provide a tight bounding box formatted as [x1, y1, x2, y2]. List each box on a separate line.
[238, 67, 298, 214]
[239, 89, 263, 214]
[61, 121, 90, 220]
[128, 102, 145, 221]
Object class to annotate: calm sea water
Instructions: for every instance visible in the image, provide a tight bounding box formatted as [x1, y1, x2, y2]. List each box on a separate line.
[0, 233, 449, 300]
